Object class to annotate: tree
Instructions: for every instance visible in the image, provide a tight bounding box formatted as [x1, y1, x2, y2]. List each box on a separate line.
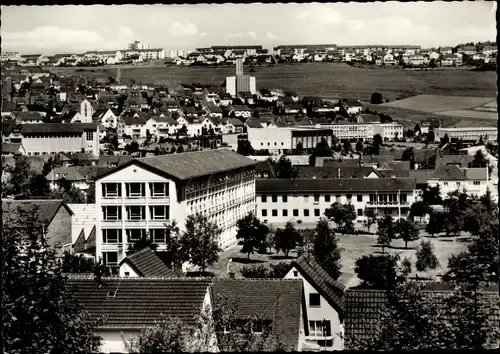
[8, 155, 34, 196]
[414, 123, 421, 135]
[313, 218, 342, 279]
[470, 150, 489, 169]
[50, 185, 87, 204]
[370, 92, 384, 104]
[240, 265, 270, 278]
[354, 254, 403, 289]
[126, 231, 158, 255]
[177, 125, 188, 136]
[29, 173, 51, 197]
[237, 140, 255, 156]
[415, 240, 440, 272]
[2, 204, 102, 353]
[342, 140, 352, 154]
[309, 138, 333, 166]
[236, 212, 269, 259]
[61, 252, 96, 273]
[176, 145, 185, 153]
[274, 156, 298, 179]
[408, 201, 430, 221]
[355, 139, 364, 154]
[364, 208, 377, 232]
[324, 202, 356, 235]
[397, 219, 420, 248]
[295, 141, 304, 155]
[377, 215, 395, 253]
[401, 147, 416, 169]
[421, 185, 443, 206]
[273, 221, 301, 257]
[371, 134, 383, 155]
[180, 213, 221, 273]
[85, 182, 96, 203]
[440, 133, 450, 147]
[425, 211, 445, 237]
[124, 315, 191, 353]
[125, 141, 139, 153]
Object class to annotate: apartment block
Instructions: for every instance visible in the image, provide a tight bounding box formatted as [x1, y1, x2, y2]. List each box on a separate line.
[434, 127, 498, 143]
[256, 178, 417, 228]
[94, 150, 257, 270]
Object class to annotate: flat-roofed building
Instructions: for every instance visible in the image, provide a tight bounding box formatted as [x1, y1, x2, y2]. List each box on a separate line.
[94, 150, 257, 271]
[434, 127, 497, 143]
[256, 178, 417, 228]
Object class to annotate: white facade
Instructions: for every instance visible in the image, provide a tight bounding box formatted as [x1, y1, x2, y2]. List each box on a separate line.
[301, 123, 375, 141]
[373, 123, 404, 141]
[99, 109, 118, 129]
[434, 127, 498, 143]
[71, 99, 95, 124]
[427, 168, 489, 199]
[256, 180, 416, 228]
[95, 159, 256, 269]
[285, 267, 343, 351]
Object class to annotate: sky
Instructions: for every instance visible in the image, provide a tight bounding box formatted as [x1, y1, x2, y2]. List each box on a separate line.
[1, 2, 496, 55]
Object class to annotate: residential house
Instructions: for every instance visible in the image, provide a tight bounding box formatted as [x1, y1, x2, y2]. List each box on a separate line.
[255, 160, 276, 178]
[231, 105, 253, 118]
[122, 117, 147, 138]
[285, 254, 346, 351]
[427, 165, 489, 198]
[238, 91, 255, 105]
[440, 55, 456, 67]
[383, 53, 396, 65]
[15, 111, 45, 124]
[285, 103, 307, 115]
[440, 47, 453, 55]
[71, 98, 95, 123]
[145, 115, 178, 137]
[94, 108, 119, 129]
[118, 247, 176, 278]
[408, 55, 426, 66]
[66, 278, 214, 353]
[221, 118, 244, 134]
[344, 282, 500, 350]
[46, 165, 111, 191]
[205, 103, 224, 119]
[2, 199, 74, 256]
[2, 142, 25, 156]
[97, 154, 134, 168]
[211, 279, 304, 352]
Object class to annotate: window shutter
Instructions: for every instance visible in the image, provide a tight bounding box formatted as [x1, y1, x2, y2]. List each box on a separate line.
[126, 207, 130, 220]
[325, 321, 331, 336]
[118, 206, 122, 219]
[142, 183, 146, 197]
[101, 184, 106, 197]
[118, 183, 122, 197]
[102, 207, 106, 219]
[149, 183, 152, 197]
[166, 205, 170, 220]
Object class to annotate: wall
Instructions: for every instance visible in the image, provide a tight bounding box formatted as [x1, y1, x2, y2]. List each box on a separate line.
[46, 205, 73, 257]
[119, 262, 139, 277]
[285, 267, 343, 351]
[247, 127, 292, 153]
[96, 163, 179, 263]
[428, 179, 488, 199]
[97, 329, 140, 353]
[226, 76, 236, 96]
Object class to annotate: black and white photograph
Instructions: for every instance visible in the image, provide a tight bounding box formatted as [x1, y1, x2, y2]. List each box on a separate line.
[1, 1, 498, 353]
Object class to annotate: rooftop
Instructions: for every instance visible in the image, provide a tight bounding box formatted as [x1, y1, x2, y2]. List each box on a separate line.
[119, 248, 176, 278]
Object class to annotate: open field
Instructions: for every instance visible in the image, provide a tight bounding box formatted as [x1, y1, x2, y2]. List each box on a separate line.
[49, 62, 496, 101]
[380, 94, 497, 121]
[202, 229, 469, 288]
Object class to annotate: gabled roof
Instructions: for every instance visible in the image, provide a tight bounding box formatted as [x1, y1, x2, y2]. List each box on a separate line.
[459, 167, 488, 181]
[430, 165, 468, 181]
[344, 283, 500, 349]
[119, 248, 176, 278]
[231, 105, 252, 112]
[210, 279, 303, 351]
[66, 278, 212, 328]
[96, 150, 257, 181]
[245, 118, 263, 128]
[437, 154, 474, 167]
[228, 118, 244, 126]
[290, 254, 346, 318]
[2, 143, 23, 155]
[2, 199, 74, 226]
[15, 111, 44, 122]
[256, 178, 417, 193]
[122, 117, 146, 126]
[255, 160, 276, 177]
[408, 169, 436, 185]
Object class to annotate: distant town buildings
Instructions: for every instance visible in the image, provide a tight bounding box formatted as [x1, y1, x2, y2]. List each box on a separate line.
[128, 40, 150, 50]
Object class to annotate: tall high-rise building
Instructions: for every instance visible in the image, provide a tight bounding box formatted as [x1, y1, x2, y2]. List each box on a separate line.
[226, 58, 256, 96]
[128, 40, 149, 50]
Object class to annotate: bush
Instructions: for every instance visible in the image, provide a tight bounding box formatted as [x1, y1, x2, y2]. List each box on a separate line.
[268, 262, 291, 278]
[370, 92, 384, 104]
[240, 265, 269, 278]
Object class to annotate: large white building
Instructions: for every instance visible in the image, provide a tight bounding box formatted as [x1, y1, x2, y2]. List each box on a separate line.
[256, 178, 417, 228]
[226, 58, 256, 96]
[295, 122, 404, 142]
[434, 127, 498, 143]
[4, 123, 100, 157]
[247, 126, 334, 155]
[94, 150, 257, 270]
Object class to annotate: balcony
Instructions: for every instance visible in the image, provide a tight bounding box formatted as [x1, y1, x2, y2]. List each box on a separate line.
[367, 201, 408, 207]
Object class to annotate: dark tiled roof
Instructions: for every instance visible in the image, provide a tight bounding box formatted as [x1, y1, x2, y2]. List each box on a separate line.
[437, 154, 474, 167]
[297, 166, 375, 179]
[409, 169, 436, 185]
[119, 248, 176, 278]
[17, 123, 98, 134]
[2, 143, 23, 154]
[231, 105, 252, 112]
[66, 278, 212, 328]
[256, 178, 417, 193]
[377, 169, 411, 178]
[255, 160, 276, 177]
[121, 150, 256, 181]
[85, 226, 96, 250]
[16, 111, 44, 122]
[2, 199, 73, 226]
[122, 117, 146, 126]
[344, 283, 500, 348]
[292, 254, 346, 317]
[430, 165, 468, 181]
[97, 154, 134, 167]
[322, 159, 361, 168]
[73, 229, 86, 253]
[210, 279, 303, 351]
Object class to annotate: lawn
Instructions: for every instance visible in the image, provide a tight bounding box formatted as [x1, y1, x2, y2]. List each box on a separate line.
[201, 227, 469, 289]
[49, 62, 496, 101]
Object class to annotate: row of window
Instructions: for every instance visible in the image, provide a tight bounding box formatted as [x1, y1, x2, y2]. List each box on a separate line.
[261, 208, 398, 218]
[102, 228, 170, 244]
[102, 205, 169, 220]
[261, 193, 409, 203]
[102, 182, 169, 198]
